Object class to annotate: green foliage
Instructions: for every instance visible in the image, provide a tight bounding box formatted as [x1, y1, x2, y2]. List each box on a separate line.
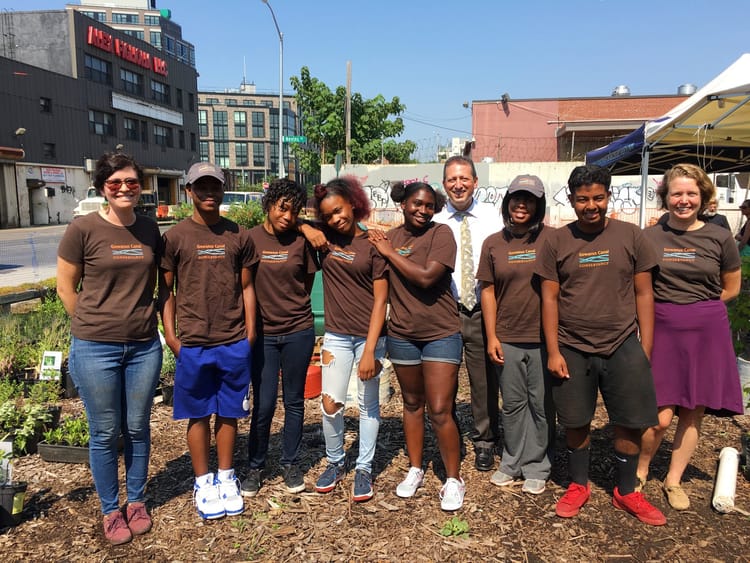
[290, 66, 417, 176]
[728, 257, 750, 356]
[0, 399, 53, 454]
[172, 202, 194, 221]
[161, 346, 176, 384]
[0, 379, 22, 404]
[42, 413, 89, 447]
[439, 516, 470, 538]
[28, 380, 61, 405]
[224, 201, 265, 229]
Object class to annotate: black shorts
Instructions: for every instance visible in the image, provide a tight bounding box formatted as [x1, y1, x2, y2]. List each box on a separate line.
[550, 333, 658, 430]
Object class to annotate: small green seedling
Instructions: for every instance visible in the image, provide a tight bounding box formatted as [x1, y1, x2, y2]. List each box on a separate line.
[440, 516, 469, 538]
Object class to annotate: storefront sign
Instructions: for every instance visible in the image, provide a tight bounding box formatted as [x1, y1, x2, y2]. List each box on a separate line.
[87, 26, 168, 76]
[41, 167, 66, 183]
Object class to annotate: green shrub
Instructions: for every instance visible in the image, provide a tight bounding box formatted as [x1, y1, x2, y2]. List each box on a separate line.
[43, 413, 89, 447]
[225, 201, 265, 229]
[171, 202, 194, 221]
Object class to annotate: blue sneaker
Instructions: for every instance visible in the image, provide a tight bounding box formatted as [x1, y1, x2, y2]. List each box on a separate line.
[315, 462, 346, 493]
[193, 473, 226, 520]
[352, 469, 373, 502]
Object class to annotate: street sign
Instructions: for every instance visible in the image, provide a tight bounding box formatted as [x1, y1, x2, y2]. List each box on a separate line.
[282, 135, 307, 144]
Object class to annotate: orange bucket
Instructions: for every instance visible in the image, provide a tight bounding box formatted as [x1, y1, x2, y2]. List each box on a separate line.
[304, 364, 322, 399]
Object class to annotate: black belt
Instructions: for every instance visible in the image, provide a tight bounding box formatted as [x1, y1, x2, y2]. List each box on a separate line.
[458, 303, 481, 316]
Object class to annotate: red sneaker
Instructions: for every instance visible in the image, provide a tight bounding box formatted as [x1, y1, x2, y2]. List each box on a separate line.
[555, 482, 591, 518]
[125, 502, 153, 535]
[103, 510, 132, 546]
[612, 487, 667, 526]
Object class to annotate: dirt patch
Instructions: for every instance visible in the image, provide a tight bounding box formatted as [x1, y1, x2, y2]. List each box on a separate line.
[1, 368, 749, 562]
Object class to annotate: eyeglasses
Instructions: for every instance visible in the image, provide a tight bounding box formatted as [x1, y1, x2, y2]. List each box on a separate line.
[104, 178, 140, 190]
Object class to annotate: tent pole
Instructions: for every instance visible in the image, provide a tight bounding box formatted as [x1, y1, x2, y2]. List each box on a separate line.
[639, 148, 650, 228]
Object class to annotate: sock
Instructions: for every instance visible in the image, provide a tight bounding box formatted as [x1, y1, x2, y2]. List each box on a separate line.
[614, 451, 639, 495]
[217, 468, 235, 482]
[195, 472, 213, 487]
[568, 446, 590, 486]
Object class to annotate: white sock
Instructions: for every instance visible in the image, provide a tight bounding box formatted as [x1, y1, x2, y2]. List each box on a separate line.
[217, 468, 235, 482]
[195, 472, 213, 487]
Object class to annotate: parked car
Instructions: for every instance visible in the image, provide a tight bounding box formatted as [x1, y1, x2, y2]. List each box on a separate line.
[219, 191, 263, 215]
[72, 187, 104, 218]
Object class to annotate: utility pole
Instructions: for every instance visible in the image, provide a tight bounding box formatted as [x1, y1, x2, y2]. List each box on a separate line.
[345, 61, 351, 165]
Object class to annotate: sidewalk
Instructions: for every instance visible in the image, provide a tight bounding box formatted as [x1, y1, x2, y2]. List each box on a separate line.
[0, 224, 65, 289]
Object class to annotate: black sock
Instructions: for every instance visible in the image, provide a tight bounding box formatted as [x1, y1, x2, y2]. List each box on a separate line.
[568, 446, 590, 485]
[614, 451, 639, 495]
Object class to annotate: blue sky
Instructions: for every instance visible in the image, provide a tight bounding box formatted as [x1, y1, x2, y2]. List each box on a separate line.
[7, 0, 750, 161]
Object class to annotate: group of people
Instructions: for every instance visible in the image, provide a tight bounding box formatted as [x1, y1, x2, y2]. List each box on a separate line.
[56, 152, 745, 545]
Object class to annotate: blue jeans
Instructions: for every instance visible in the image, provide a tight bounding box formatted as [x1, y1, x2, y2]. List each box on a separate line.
[247, 327, 315, 468]
[320, 332, 386, 472]
[69, 336, 162, 515]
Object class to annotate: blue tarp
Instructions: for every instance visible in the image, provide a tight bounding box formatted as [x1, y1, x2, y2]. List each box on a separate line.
[585, 125, 644, 168]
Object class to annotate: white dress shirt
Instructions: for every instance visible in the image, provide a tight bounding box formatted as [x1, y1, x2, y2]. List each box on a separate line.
[434, 198, 502, 306]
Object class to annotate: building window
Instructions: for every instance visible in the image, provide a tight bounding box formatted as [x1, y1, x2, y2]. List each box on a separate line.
[80, 10, 106, 22]
[84, 54, 112, 85]
[252, 112, 265, 138]
[89, 110, 115, 136]
[112, 12, 139, 24]
[235, 142, 248, 166]
[154, 124, 173, 147]
[39, 97, 52, 113]
[179, 129, 185, 149]
[140, 120, 148, 143]
[150, 31, 162, 48]
[120, 69, 144, 96]
[269, 143, 278, 172]
[42, 143, 56, 159]
[190, 132, 196, 151]
[242, 99, 255, 106]
[176, 88, 183, 109]
[284, 112, 296, 136]
[124, 117, 139, 140]
[261, 100, 273, 108]
[226, 99, 237, 106]
[199, 141, 209, 161]
[198, 110, 208, 137]
[270, 112, 279, 141]
[253, 142, 265, 167]
[121, 29, 144, 40]
[213, 111, 228, 140]
[188, 92, 195, 112]
[214, 142, 229, 168]
[151, 80, 171, 104]
[144, 14, 160, 26]
[206, 97, 219, 105]
[234, 111, 247, 137]
[163, 35, 175, 55]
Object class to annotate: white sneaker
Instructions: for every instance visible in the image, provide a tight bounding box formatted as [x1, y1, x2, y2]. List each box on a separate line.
[440, 477, 465, 511]
[396, 467, 424, 498]
[218, 470, 245, 516]
[194, 473, 226, 520]
[521, 478, 546, 495]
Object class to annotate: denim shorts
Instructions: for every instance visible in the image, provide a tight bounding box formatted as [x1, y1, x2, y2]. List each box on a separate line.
[387, 333, 463, 365]
[174, 338, 251, 420]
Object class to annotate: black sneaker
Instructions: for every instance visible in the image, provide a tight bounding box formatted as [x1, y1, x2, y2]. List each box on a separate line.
[241, 469, 262, 498]
[281, 464, 305, 493]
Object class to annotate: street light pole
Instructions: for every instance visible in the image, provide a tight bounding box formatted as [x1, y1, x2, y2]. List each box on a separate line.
[261, 0, 285, 179]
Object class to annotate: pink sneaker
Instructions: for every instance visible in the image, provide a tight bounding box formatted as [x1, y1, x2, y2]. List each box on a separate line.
[103, 510, 132, 546]
[125, 502, 153, 535]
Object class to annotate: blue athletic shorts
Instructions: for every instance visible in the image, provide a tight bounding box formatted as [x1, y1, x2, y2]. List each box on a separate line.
[173, 338, 251, 420]
[387, 333, 463, 365]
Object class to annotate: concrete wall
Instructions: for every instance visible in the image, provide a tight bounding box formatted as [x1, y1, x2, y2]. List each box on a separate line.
[9, 11, 74, 77]
[15, 164, 89, 227]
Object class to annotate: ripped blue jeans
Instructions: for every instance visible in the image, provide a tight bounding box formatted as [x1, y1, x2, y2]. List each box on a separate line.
[320, 332, 386, 473]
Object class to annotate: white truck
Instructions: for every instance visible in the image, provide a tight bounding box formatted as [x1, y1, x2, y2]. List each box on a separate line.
[72, 187, 104, 218]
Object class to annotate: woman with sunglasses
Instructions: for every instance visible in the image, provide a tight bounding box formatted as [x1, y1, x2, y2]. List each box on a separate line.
[57, 152, 163, 545]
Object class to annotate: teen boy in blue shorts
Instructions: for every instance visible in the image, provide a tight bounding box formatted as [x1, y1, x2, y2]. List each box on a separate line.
[535, 165, 666, 526]
[160, 162, 257, 520]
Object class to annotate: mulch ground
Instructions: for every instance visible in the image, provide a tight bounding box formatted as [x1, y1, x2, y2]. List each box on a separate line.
[2, 366, 749, 562]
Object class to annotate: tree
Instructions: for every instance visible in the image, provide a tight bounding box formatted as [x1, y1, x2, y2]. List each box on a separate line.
[290, 67, 416, 177]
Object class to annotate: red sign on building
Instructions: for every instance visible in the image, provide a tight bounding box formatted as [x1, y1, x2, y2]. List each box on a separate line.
[87, 25, 168, 77]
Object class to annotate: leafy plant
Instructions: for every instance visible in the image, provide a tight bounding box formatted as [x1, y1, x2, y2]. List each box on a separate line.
[0, 399, 53, 454]
[0, 379, 22, 404]
[727, 257, 750, 357]
[439, 516, 470, 538]
[0, 443, 14, 485]
[161, 346, 176, 385]
[224, 201, 265, 229]
[171, 202, 194, 221]
[42, 414, 89, 447]
[27, 380, 61, 405]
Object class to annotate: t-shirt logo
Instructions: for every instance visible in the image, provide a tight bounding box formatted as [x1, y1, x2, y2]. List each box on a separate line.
[508, 249, 536, 263]
[196, 244, 226, 260]
[330, 246, 355, 263]
[261, 249, 289, 263]
[111, 244, 144, 260]
[396, 246, 413, 257]
[578, 250, 609, 268]
[663, 247, 696, 262]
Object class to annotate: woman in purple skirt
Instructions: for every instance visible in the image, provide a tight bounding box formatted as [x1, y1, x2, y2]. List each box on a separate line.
[638, 163, 743, 511]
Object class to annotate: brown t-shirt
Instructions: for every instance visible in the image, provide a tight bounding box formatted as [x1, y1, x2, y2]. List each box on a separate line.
[57, 212, 160, 343]
[321, 230, 387, 338]
[385, 222, 460, 341]
[476, 226, 552, 343]
[161, 217, 256, 346]
[535, 219, 658, 355]
[646, 222, 741, 304]
[248, 225, 318, 336]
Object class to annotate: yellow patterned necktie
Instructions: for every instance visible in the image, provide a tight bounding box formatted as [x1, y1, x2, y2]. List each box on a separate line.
[460, 213, 476, 309]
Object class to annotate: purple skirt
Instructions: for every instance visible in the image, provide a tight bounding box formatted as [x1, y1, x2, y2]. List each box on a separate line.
[652, 300, 743, 414]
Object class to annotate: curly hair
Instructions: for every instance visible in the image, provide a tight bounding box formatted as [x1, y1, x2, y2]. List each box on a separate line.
[262, 178, 307, 214]
[656, 163, 715, 212]
[312, 176, 371, 222]
[390, 181, 446, 213]
[567, 165, 611, 195]
[92, 152, 144, 196]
